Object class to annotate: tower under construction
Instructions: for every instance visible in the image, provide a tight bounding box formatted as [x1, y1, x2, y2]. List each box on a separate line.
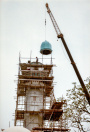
[14, 40, 69, 131]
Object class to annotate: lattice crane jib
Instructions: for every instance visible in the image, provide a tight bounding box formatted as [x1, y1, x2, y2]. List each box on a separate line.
[45, 3, 90, 105]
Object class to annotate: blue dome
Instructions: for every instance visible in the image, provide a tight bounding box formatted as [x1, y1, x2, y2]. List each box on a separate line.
[40, 40, 52, 55]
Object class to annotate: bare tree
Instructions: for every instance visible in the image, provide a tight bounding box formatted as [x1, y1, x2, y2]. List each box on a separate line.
[66, 78, 90, 132]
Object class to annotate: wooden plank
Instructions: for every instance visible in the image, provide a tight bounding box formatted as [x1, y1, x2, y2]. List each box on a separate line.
[21, 70, 49, 72]
[40, 109, 63, 112]
[19, 79, 53, 81]
[32, 127, 69, 131]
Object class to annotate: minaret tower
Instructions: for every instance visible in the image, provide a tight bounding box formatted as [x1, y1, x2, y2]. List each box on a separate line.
[14, 41, 69, 131]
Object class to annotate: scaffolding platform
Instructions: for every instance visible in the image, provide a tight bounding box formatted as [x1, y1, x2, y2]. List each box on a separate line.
[17, 84, 53, 97]
[18, 75, 53, 80]
[32, 127, 69, 131]
[16, 110, 42, 120]
[51, 102, 64, 109]
[40, 109, 63, 121]
[20, 63, 54, 71]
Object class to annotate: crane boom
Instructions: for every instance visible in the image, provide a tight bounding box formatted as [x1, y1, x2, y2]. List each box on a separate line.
[46, 3, 90, 105]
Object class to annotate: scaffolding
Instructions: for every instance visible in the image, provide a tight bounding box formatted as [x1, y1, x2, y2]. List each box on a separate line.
[14, 54, 69, 131]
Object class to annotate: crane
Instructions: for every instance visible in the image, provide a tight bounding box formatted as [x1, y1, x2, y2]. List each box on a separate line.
[45, 3, 90, 105]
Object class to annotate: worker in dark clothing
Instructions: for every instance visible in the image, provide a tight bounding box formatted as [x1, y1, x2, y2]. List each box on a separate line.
[36, 57, 38, 63]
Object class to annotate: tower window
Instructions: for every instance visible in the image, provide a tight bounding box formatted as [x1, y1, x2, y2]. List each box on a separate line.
[33, 96, 36, 101]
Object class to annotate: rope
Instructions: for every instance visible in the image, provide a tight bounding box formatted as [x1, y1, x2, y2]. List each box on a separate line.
[45, 5, 47, 40]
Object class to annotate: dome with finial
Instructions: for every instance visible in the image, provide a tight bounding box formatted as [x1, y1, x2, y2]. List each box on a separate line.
[40, 40, 52, 55]
[3, 126, 30, 132]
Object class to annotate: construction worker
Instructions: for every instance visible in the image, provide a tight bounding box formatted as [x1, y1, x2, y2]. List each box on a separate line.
[36, 57, 38, 63]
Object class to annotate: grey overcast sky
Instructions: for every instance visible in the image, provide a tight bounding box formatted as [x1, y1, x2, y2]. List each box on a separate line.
[0, 0, 90, 131]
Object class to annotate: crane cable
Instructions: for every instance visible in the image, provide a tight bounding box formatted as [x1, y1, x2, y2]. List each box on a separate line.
[45, 5, 46, 40]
